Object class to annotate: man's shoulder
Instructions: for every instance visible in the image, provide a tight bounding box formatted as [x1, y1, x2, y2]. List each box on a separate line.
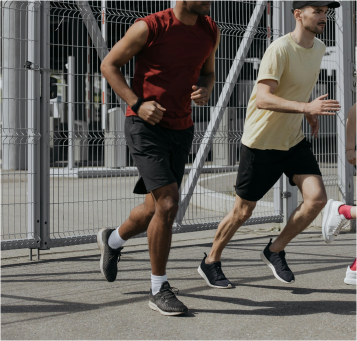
[198, 15, 218, 42]
[264, 35, 290, 53]
[264, 35, 290, 57]
[140, 8, 171, 26]
[313, 37, 326, 52]
[200, 15, 217, 27]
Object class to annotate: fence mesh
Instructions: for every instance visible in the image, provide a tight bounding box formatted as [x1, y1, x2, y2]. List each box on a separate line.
[47, 1, 283, 242]
[1, 1, 355, 248]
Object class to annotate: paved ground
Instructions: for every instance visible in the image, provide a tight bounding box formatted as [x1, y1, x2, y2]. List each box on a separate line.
[1, 225, 356, 340]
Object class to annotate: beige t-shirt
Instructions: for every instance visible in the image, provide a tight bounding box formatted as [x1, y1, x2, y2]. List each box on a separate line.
[241, 33, 326, 150]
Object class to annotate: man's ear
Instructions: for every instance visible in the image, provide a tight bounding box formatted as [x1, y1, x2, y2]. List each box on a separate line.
[294, 9, 302, 22]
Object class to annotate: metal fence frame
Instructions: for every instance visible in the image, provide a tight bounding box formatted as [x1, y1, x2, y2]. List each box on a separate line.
[1, 1, 355, 251]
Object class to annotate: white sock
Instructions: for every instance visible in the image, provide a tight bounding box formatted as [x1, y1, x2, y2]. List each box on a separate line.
[108, 227, 126, 249]
[151, 274, 168, 295]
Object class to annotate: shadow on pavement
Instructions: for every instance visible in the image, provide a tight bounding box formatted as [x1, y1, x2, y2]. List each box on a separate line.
[181, 293, 355, 316]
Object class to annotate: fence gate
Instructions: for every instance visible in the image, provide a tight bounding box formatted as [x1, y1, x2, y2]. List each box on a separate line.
[1, 1, 355, 251]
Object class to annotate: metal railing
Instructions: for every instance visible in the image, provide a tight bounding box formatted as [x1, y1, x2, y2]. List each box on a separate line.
[1, 1, 355, 250]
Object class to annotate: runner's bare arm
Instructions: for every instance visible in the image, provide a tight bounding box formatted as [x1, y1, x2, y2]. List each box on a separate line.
[101, 21, 148, 107]
[101, 21, 166, 125]
[256, 79, 341, 116]
[346, 103, 356, 165]
[191, 27, 221, 106]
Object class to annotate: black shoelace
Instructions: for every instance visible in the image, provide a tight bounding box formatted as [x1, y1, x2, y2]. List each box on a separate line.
[116, 247, 123, 263]
[212, 263, 227, 281]
[109, 247, 122, 263]
[161, 286, 179, 303]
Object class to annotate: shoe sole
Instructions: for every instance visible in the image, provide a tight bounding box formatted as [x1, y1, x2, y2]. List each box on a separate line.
[97, 228, 111, 281]
[344, 278, 357, 285]
[322, 199, 334, 244]
[260, 251, 295, 284]
[148, 301, 187, 316]
[197, 266, 233, 289]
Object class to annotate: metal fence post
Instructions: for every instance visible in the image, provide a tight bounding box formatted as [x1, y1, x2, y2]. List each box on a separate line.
[272, 1, 283, 220]
[282, 176, 298, 226]
[39, 1, 51, 249]
[282, 1, 295, 32]
[27, 1, 41, 246]
[101, 0, 107, 130]
[273, 178, 283, 218]
[272, 1, 282, 34]
[68, 56, 75, 169]
[335, 3, 355, 209]
[2, 1, 28, 171]
[280, 1, 298, 224]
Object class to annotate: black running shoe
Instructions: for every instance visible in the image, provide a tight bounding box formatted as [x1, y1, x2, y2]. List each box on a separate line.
[198, 253, 233, 288]
[260, 238, 295, 284]
[97, 228, 123, 282]
[149, 281, 188, 316]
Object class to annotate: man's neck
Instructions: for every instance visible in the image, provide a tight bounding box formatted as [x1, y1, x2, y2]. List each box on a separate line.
[173, 4, 198, 26]
[290, 27, 316, 49]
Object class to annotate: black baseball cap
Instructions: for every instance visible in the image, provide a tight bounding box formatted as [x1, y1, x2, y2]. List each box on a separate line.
[291, 1, 340, 13]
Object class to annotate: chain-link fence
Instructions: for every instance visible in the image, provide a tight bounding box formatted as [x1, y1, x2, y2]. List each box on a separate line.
[1, 1, 356, 250]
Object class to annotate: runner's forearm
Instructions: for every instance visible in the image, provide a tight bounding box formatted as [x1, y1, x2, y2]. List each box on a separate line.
[101, 63, 138, 108]
[346, 103, 356, 150]
[256, 91, 306, 114]
[197, 72, 215, 95]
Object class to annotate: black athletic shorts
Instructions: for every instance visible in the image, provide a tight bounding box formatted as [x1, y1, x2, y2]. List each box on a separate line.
[125, 116, 194, 194]
[235, 138, 322, 202]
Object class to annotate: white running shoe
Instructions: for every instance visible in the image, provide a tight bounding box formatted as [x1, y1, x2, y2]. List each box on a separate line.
[321, 199, 349, 244]
[344, 266, 356, 285]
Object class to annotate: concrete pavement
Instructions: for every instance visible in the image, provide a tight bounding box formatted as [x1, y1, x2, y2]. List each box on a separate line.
[1, 225, 356, 340]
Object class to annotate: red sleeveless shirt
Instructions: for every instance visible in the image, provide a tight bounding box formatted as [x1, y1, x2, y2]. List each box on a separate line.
[125, 8, 217, 130]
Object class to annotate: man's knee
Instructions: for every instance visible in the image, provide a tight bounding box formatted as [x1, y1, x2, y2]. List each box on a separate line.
[307, 195, 327, 212]
[151, 184, 180, 220]
[232, 199, 256, 222]
[156, 197, 179, 219]
[238, 206, 255, 221]
[297, 175, 327, 212]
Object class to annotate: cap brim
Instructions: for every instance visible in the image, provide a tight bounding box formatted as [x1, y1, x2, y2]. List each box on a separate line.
[292, 1, 341, 13]
[311, 1, 341, 9]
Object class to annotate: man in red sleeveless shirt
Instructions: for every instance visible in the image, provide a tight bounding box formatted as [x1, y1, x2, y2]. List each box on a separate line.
[98, 1, 220, 315]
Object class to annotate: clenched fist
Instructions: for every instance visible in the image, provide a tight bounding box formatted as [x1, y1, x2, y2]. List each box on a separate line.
[137, 101, 166, 126]
[191, 85, 209, 106]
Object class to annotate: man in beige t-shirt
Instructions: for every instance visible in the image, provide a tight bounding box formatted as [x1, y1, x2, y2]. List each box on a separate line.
[198, 1, 342, 288]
